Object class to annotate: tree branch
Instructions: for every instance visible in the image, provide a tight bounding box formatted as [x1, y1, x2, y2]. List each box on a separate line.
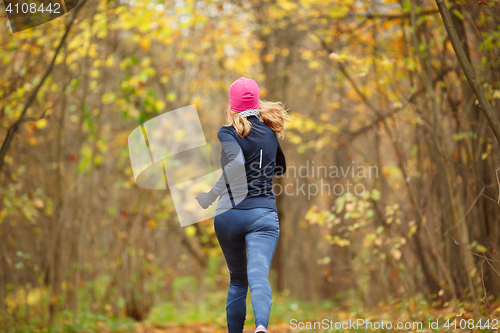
[318, 9, 440, 22]
[435, 0, 500, 145]
[0, 0, 87, 172]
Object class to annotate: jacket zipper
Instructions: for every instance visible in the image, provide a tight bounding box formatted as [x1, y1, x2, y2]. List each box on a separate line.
[259, 149, 262, 168]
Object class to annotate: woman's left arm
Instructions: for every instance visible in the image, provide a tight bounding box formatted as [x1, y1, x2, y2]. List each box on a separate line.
[275, 141, 286, 176]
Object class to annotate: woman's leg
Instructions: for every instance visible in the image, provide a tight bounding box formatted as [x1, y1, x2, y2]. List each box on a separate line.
[245, 209, 280, 329]
[214, 211, 248, 333]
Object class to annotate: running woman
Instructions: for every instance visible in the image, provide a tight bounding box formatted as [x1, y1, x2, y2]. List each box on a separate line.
[196, 77, 290, 333]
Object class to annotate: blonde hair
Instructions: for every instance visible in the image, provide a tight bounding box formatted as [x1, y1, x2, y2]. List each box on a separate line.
[225, 100, 291, 139]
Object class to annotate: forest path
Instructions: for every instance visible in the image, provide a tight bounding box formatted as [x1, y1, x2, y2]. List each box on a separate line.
[135, 322, 293, 333]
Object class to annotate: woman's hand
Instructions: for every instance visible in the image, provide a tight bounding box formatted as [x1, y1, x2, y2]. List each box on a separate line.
[196, 191, 217, 209]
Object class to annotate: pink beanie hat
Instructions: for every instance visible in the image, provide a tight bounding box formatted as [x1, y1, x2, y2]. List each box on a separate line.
[229, 77, 260, 112]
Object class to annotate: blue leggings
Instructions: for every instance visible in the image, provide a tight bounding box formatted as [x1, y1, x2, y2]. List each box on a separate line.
[214, 207, 280, 333]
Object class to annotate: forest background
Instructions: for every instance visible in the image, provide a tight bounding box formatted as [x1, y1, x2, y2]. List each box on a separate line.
[1, 0, 500, 331]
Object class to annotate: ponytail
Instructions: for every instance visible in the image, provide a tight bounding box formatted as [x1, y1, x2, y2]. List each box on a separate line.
[225, 100, 291, 139]
[259, 100, 290, 139]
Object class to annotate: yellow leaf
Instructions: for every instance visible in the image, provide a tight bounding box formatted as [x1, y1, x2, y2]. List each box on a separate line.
[476, 244, 487, 253]
[88, 44, 98, 58]
[328, 52, 345, 63]
[139, 38, 151, 51]
[278, 0, 298, 10]
[35, 119, 48, 129]
[97, 30, 107, 39]
[184, 53, 196, 61]
[308, 60, 320, 69]
[185, 225, 196, 237]
[263, 54, 275, 63]
[261, 26, 271, 35]
[147, 219, 157, 230]
[90, 69, 100, 78]
[300, 50, 313, 61]
[289, 135, 302, 144]
[155, 100, 165, 111]
[101, 92, 116, 105]
[190, 97, 202, 110]
[105, 56, 115, 67]
[167, 92, 176, 102]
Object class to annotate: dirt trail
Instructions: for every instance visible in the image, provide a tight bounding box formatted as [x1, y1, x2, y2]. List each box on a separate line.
[135, 322, 292, 333]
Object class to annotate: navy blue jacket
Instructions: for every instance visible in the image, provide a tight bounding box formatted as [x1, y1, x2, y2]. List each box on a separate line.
[208, 115, 286, 212]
